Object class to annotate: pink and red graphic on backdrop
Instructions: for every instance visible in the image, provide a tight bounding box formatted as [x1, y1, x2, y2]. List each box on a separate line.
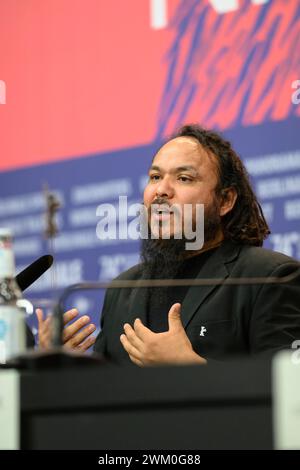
[156, 0, 300, 138]
[0, 0, 299, 170]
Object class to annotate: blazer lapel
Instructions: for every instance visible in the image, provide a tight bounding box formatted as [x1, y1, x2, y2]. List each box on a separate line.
[180, 240, 241, 329]
[124, 240, 241, 329]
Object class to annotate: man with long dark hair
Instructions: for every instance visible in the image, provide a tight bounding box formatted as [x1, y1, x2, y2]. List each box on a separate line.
[93, 124, 300, 365]
[36, 124, 300, 364]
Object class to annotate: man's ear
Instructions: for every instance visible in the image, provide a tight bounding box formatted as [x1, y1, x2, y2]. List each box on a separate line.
[219, 187, 237, 217]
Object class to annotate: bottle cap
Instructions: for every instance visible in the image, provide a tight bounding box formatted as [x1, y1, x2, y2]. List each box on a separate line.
[0, 228, 13, 238]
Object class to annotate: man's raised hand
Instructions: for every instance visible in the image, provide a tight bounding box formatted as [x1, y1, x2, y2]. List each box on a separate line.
[36, 308, 96, 352]
[120, 303, 206, 366]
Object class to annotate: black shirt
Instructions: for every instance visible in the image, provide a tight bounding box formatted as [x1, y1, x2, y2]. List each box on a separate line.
[146, 248, 218, 333]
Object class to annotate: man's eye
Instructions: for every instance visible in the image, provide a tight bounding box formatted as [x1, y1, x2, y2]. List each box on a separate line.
[149, 174, 161, 181]
[178, 176, 192, 182]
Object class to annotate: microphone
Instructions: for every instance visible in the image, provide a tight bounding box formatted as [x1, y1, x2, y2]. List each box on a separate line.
[16, 255, 54, 292]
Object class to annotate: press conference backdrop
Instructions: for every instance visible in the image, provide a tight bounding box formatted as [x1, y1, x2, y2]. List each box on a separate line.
[0, 0, 300, 336]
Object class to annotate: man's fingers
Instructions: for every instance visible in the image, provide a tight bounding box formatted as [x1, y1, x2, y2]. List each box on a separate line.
[63, 320, 96, 346]
[63, 315, 91, 342]
[79, 334, 97, 351]
[63, 308, 79, 325]
[36, 307, 97, 351]
[38, 316, 52, 348]
[123, 323, 144, 349]
[120, 334, 142, 360]
[129, 354, 143, 367]
[38, 308, 80, 329]
[133, 318, 152, 340]
[39, 330, 51, 348]
[36, 308, 44, 325]
[168, 303, 183, 332]
[66, 333, 96, 352]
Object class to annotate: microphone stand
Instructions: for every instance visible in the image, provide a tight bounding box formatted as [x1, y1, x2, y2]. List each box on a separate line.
[52, 264, 300, 347]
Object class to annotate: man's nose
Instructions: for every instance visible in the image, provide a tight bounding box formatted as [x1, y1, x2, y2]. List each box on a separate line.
[155, 177, 174, 199]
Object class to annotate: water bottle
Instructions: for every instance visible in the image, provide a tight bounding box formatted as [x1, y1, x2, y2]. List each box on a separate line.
[0, 228, 26, 364]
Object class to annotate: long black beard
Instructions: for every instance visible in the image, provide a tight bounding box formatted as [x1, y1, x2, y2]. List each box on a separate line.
[141, 236, 187, 281]
[140, 236, 187, 313]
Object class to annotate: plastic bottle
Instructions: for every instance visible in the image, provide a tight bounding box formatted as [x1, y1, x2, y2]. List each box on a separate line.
[0, 228, 26, 364]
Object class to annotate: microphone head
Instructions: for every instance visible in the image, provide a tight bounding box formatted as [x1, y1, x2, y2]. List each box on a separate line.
[16, 254, 54, 291]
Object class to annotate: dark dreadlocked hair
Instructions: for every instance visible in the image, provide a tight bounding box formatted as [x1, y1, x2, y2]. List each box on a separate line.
[171, 124, 270, 247]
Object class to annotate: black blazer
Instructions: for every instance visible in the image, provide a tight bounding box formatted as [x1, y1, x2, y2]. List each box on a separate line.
[94, 240, 300, 363]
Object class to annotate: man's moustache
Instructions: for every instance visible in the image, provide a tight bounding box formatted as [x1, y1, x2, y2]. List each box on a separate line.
[148, 199, 182, 216]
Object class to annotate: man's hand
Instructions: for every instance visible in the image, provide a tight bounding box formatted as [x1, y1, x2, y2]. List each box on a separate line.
[120, 303, 207, 366]
[36, 308, 97, 352]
